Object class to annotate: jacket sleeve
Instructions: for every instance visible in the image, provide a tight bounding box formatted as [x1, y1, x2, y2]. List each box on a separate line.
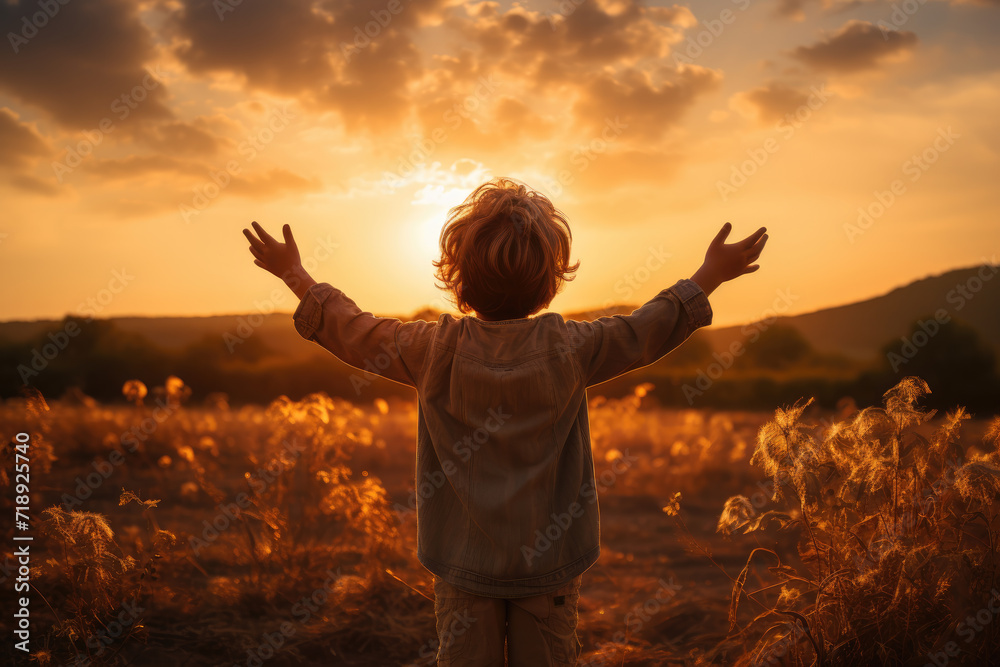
[291, 282, 435, 388]
[564, 278, 713, 387]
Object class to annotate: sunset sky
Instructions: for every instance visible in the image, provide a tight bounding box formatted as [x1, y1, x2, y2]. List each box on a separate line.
[1, 0, 998, 327]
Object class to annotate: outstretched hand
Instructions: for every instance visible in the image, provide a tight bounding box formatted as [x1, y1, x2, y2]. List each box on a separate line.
[691, 222, 768, 296]
[243, 221, 316, 299]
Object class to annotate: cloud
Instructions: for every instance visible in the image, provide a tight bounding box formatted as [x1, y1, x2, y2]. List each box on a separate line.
[85, 155, 320, 199]
[493, 97, 555, 139]
[167, 0, 336, 92]
[775, 0, 808, 21]
[731, 82, 812, 124]
[441, 0, 694, 89]
[0, 0, 173, 129]
[164, 0, 703, 141]
[166, 0, 448, 133]
[226, 168, 322, 199]
[0, 108, 50, 168]
[572, 65, 722, 141]
[135, 120, 233, 157]
[0, 107, 59, 195]
[792, 20, 917, 73]
[84, 155, 205, 180]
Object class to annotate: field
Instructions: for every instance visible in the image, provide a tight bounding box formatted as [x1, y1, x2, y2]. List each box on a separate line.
[2, 377, 999, 666]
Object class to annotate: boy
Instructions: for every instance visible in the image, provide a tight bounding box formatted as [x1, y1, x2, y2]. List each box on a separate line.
[243, 177, 767, 666]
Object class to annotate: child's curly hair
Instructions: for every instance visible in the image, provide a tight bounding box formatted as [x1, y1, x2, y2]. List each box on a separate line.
[433, 177, 579, 320]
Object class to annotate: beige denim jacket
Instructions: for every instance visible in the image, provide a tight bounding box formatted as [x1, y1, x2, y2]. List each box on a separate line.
[292, 278, 712, 598]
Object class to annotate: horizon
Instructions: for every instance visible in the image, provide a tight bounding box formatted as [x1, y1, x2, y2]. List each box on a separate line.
[1, 259, 993, 329]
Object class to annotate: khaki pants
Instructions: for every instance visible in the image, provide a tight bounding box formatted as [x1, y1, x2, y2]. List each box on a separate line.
[433, 574, 584, 666]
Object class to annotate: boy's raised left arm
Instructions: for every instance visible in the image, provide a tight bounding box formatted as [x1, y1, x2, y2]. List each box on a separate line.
[243, 221, 432, 388]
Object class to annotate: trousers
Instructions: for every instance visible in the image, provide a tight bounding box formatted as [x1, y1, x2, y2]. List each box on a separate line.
[433, 574, 584, 666]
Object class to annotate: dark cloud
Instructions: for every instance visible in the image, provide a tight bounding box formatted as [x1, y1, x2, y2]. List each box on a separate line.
[0, 107, 58, 195]
[168, 0, 336, 93]
[572, 66, 721, 141]
[792, 20, 917, 73]
[0, 0, 172, 129]
[442, 0, 693, 89]
[775, 0, 807, 20]
[0, 108, 49, 168]
[733, 82, 812, 124]
[162, 0, 704, 143]
[166, 0, 447, 132]
[422, 0, 706, 144]
[136, 120, 233, 157]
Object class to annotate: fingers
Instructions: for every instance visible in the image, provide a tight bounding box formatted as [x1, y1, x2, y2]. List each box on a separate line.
[253, 259, 266, 269]
[742, 264, 760, 275]
[746, 233, 768, 261]
[282, 223, 297, 248]
[248, 245, 264, 260]
[243, 227, 265, 251]
[739, 226, 767, 249]
[252, 221, 278, 246]
[712, 222, 732, 247]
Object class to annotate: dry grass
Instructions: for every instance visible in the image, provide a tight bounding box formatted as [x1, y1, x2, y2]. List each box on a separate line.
[714, 376, 1000, 665]
[0, 376, 995, 665]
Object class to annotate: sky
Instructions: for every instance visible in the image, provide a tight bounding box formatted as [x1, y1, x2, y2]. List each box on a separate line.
[0, 0, 998, 328]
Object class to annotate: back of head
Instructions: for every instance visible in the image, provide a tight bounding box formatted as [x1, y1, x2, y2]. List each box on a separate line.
[433, 177, 580, 320]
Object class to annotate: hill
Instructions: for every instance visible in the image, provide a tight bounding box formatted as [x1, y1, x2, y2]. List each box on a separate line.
[1, 264, 997, 365]
[694, 263, 1000, 362]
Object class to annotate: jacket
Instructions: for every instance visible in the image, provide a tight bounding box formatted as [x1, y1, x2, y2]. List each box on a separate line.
[292, 278, 713, 597]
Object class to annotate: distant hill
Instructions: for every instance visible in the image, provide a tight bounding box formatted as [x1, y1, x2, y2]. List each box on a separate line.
[0, 264, 997, 364]
[694, 264, 1000, 362]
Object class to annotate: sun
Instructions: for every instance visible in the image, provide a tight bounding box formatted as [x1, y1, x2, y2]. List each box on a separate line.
[415, 212, 445, 260]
